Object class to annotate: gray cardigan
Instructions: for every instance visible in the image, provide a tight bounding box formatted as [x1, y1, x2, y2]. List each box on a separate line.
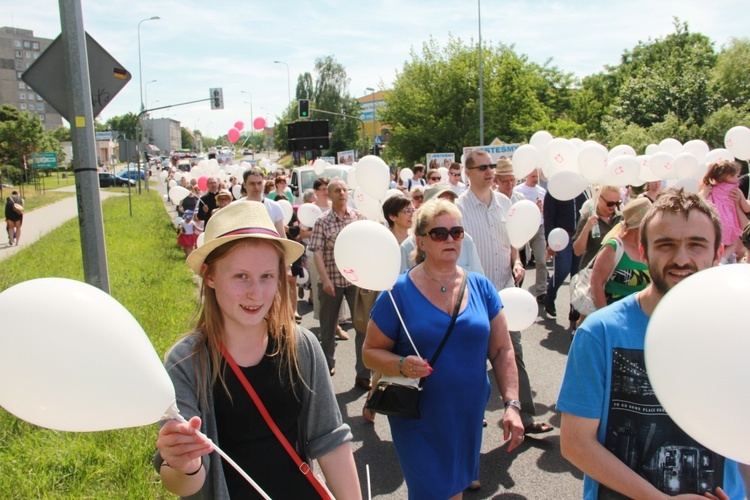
[153, 327, 352, 499]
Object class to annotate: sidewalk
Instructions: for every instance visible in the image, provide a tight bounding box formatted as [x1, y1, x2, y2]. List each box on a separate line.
[0, 183, 173, 263]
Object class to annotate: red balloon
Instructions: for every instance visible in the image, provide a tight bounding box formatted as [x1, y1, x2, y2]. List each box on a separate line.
[197, 176, 208, 192]
[234, 121, 244, 131]
[227, 127, 240, 144]
[253, 117, 266, 131]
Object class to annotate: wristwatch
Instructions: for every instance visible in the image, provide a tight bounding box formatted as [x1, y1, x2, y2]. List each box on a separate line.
[504, 399, 522, 411]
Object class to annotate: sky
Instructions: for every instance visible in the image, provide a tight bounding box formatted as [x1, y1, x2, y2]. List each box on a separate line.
[2, 0, 748, 140]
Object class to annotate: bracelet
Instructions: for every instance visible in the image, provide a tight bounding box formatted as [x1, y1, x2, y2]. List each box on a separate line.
[398, 357, 406, 376]
[184, 463, 203, 476]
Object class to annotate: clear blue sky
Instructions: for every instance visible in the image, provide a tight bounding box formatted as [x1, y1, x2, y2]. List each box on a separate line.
[2, 0, 748, 139]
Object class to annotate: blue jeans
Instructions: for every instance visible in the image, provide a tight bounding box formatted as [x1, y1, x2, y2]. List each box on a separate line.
[546, 245, 580, 304]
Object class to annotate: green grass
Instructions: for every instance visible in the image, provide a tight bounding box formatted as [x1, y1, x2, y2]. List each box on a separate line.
[0, 191, 198, 498]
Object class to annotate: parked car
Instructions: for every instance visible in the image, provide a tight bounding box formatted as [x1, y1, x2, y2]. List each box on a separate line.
[99, 172, 135, 188]
[289, 164, 351, 205]
[115, 167, 146, 180]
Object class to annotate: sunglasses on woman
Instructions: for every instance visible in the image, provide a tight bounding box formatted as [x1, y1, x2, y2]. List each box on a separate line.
[602, 200, 621, 208]
[429, 176, 441, 181]
[423, 226, 465, 242]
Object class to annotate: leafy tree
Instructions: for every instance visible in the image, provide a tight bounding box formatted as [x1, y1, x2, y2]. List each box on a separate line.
[701, 104, 750, 149]
[713, 37, 750, 108]
[0, 105, 21, 123]
[180, 127, 195, 150]
[296, 72, 314, 100]
[105, 112, 139, 140]
[50, 125, 71, 142]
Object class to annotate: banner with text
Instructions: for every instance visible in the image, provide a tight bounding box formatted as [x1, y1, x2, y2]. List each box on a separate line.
[462, 137, 520, 163]
[426, 153, 455, 170]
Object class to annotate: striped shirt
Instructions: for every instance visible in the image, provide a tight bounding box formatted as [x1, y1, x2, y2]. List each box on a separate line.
[456, 188, 514, 291]
[309, 206, 365, 288]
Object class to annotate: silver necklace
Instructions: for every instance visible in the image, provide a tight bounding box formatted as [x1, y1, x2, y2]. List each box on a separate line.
[423, 265, 457, 292]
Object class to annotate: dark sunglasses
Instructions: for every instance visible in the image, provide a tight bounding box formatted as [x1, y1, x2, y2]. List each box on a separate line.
[467, 163, 496, 171]
[429, 176, 442, 181]
[423, 226, 465, 242]
[602, 200, 621, 208]
[412, 195, 424, 200]
[449, 172, 462, 177]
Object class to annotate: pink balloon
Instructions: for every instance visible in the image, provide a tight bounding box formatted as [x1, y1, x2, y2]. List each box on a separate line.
[198, 175, 208, 192]
[253, 117, 266, 130]
[234, 121, 244, 131]
[227, 127, 240, 144]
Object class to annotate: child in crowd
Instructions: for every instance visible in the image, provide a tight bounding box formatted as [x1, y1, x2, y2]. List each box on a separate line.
[700, 160, 750, 263]
[177, 210, 201, 258]
[212, 189, 233, 216]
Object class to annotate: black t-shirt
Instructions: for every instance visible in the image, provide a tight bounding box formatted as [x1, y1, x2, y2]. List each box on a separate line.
[213, 338, 317, 499]
[196, 192, 218, 222]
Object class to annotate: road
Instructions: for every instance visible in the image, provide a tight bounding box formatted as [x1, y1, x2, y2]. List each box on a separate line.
[299, 270, 584, 499]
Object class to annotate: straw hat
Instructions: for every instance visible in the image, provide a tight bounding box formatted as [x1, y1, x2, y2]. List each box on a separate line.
[215, 189, 233, 201]
[621, 197, 652, 229]
[186, 200, 304, 274]
[494, 159, 514, 177]
[423, 182, 458, 203]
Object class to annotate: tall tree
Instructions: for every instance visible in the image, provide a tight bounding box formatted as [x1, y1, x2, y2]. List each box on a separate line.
[0, 110, 61, 171]
[180, 127, 195, 150]
[105, 112, 139, 140]
[296, 72, 314, 101]
[713, 37, 750, 109]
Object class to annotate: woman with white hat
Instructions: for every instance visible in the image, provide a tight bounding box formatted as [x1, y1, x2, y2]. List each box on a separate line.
[154, 201, 360, 499]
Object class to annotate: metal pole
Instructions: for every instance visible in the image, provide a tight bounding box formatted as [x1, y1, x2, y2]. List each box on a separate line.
[274, 60, 291, 106]
[137, 16, 159, 193]
[478, 0, 484, 146]
[366, 87, 376, 155]
[58, 0, 110, 293]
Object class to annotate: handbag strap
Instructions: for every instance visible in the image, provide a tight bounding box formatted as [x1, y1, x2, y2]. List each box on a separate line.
[218, 342, 331, 500]
[428, 271, 468, 369]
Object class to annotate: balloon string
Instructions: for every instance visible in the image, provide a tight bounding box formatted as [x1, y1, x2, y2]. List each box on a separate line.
[366, 464, 372, 500]
[387, 290, 422, 359]
[168, 411, 271, 500]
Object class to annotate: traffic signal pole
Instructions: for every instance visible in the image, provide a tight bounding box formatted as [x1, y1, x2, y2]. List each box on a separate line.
[308, 107, 367, 157]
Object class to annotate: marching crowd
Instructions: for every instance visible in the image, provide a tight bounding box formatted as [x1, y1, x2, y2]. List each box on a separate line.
[156, 152, 750, 499]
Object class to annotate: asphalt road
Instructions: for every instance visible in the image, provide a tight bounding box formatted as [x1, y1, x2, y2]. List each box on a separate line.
[299, 268, 585, 499]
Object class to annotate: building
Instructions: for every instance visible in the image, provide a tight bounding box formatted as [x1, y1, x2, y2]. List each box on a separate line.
[145, 117, 181, 153]
[0, 27, 63, 130]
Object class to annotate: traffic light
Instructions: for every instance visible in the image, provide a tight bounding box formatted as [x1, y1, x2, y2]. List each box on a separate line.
[299, 99, 310, 118]
[210, 88, 223, 110]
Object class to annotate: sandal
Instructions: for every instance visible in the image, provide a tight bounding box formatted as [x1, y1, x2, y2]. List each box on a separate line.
[524, 422, 554, 434]
[362, 404, 376, 423]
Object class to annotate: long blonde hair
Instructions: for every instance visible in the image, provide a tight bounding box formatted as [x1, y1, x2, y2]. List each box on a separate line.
[180, 238, 301, 405]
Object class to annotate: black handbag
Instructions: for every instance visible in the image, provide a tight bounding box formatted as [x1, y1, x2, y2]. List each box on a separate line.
[365, 273, 467, 419]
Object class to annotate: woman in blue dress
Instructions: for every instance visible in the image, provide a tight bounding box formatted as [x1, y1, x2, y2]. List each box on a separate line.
[363, 199, 525, 499]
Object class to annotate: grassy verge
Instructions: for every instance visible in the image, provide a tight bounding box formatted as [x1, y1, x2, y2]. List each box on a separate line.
[0, 191, 197, 498]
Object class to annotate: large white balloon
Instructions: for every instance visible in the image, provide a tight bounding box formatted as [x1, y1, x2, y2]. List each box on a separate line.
[607, 144, 637, 159]
[644, 143, 660, 156]
[603, 155, 641, 187]
[547, 170, 588, 201]
[636, 156, 659, 183]
[658, 137, 682, 156]
[0, 278, 175, 432]
[724, 126, 750, 161]
[399, 168, 414, 182]
[232, 183, 243, 199]
[498, 288, 537, 331]
[649, 152, 677, 180]
[544, 138, 579, 173]
[313, 158, 327, 175]
[577, 143, 608, 183]
[529, 130, 554, 152]
[547, 227, 570, 252]
[169, 186, 190, 204]
[506, 200, 541, 248]
[277, 199, 294, 225]
[512, 144, 542, 179]
[347, 167, 359, 190]
[669, 177, 699, 193]
[297, 203, 323, 228]
[352, 187, 382, 221]
[334, 220, 401, 291]
[645, 265, 750, 464]
[680, 139, 709, 165]
[703, 148, 735, 167]
[355, 155, 390, 201]
[672, 153, 700, 180]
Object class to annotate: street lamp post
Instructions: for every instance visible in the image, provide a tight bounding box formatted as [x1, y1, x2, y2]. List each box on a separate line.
[477, 0, 484, 146]
[144, 79, 157, 110]
[366, 87, 376, 155]
[274, 60, 291, 107]
[241, 90, 254, 136]
[137, 15, 159, 193]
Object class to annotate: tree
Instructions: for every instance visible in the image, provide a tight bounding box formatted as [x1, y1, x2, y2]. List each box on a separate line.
[180, 127, 195, 150]
[713, 37, 750, 109]
[105, 112, 139, 140]
[701, 104, 750, 149]
[296, 72, 314, 101]
[50, 125, 71, 143]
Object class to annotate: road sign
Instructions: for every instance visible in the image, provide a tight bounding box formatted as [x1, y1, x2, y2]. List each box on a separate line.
[22, 32, 131, 121]
[31, 152, 58, 169]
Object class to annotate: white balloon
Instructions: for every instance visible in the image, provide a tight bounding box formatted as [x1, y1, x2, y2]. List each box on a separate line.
[607, 144, 637, 159]
[644, 143, 660, 155]
[297, 267, 310, 285]
[645, 265, 750, 464]
[511, 144, 542, 179]
[658, 137, 682, 156]
[577, 143, 609, 183]
[724, 126, 750, 161]
[680, 139, 709, 165]
[231, 184, 243, 199]
[703, 148, 735, 167]
[569, 138, 584, 149]
[506, 200, 541, 248]
[669, 177, 699, 193]
[399, 168, 414, 182]
[0, 278, 175, 431]
[649, 152, 677, 180]
[159, 170, 169, 181]
[169, 186, 190, 204]
[277, 199, 294, 225]
[637, 155, 660, 183]
[313, 158, 327, 175]
[529, 130, 554, 152]
[381, 188, 405, 202]
[498, 288, 537, 331]
[334, 220, 401, 291]
[544, 138, 579, 173]
[437, 166, 449, 182]
[353, 187, 382, 221]
[547, 227, 570, 252]
[197, 160, 209, 170]
[603, 155, 641, 186]
[547, 171, 588, 201]
[168, 179, 177, 188]
[196, 232, 205, 247]
[297, 203, 323, 228]
[347, 167, 359, 190]
[356, 155, 390, 200]
[672, 153, 700, 180]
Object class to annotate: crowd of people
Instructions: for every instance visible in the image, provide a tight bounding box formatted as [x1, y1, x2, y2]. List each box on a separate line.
[155, 154, 750, 499]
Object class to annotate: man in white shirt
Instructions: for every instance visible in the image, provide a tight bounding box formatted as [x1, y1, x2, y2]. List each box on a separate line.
[447, 162, 467, 196]
[513, 169, 548, 301]
[238, 167, 286, 237]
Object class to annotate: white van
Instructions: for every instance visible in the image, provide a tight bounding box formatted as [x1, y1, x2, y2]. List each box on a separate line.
[289, 164, 351, 204]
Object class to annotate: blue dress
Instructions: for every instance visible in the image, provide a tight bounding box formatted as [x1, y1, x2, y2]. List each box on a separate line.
[370, 270, 502, 499]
